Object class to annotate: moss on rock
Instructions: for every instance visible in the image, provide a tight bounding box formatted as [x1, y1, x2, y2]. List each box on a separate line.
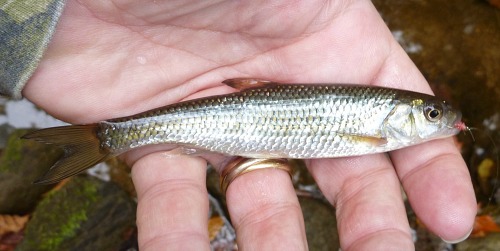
[0, 129, 62, 214]
[17, 176, 136, 251]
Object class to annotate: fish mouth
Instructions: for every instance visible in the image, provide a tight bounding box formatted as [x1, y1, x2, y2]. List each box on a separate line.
[449, 111, 464, 132]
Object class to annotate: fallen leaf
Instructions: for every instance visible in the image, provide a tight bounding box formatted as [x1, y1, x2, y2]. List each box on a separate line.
[0, 232, 24, 251]
[0, 215, 29, 236]
[488, 0, 500, 9]
[470, 215, 500, 238]
[478, 158, 495, 179]
[208, 216, 225, 241]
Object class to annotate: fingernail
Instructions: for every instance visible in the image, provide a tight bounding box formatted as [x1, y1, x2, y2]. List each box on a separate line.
[441, 227, 473, 244]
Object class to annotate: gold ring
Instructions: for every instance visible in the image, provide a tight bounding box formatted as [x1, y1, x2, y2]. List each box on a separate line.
[220, 157, 293, 194]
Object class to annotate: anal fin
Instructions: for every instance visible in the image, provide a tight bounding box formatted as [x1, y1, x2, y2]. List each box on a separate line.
[161, 146, 205, 158]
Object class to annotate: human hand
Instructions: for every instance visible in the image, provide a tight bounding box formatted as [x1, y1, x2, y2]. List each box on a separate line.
[23, 0, 476, 249]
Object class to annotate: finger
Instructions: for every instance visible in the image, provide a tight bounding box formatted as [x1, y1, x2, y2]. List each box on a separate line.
[390, 138, 476, 242]
[131, 153, 210, 250]
[223, 165, 307, 250]
[307, 154, 414, 250]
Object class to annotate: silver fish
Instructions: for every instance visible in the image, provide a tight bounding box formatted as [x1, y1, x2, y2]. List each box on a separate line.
[23, 78, 463, 184]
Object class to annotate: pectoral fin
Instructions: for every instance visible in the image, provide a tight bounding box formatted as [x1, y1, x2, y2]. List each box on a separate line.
[222, 78, 278, 90]
[347, 134, 388, 147]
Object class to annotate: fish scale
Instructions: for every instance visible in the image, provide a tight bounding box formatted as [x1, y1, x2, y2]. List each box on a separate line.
[97, 84, 432, 158]
[22, 79, 462, 184]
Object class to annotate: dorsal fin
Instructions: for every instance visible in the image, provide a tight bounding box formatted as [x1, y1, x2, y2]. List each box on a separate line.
[222, 78, 278, 90]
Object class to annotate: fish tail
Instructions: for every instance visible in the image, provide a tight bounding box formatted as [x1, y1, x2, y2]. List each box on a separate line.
[21, 124, 111, 185]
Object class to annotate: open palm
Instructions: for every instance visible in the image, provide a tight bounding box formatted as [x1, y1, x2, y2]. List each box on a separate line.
[23, 0, 476, 250]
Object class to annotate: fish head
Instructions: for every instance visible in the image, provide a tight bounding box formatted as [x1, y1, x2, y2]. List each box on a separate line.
[411, 97, 462, 140]
[383, 96, 462, 143]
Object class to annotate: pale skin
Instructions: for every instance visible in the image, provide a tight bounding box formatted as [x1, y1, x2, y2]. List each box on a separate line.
[23, 0, 476, 250]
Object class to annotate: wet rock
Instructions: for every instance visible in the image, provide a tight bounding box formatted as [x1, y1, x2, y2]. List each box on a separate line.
[290, 159, 316, 186]
[206, 166, 222, 195]
[208, 194, 237, 251]
[300, 196, 339, 250]
[0, 124, 14, 149]
[487, 0, 500, 9]
[206, 166, 227, 211]
[292, 161, 339, 249]
[413, 225, 450, 251]
[207, 163, 340, 249]
[373, 0, 500, 125]
[372, 3, 499, 248]
[16, 176, 136, 251]
[455, 233, 500, 251]
[291, 160, 326, 201]
[0, 129, 62, 214]
[107, 157, 136, 197]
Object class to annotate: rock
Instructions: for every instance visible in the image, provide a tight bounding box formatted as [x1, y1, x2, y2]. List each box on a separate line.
[208, 194, 237, 251]
[372, 0, 500, 126]
[371, 1, 499, 247]
[0, 124, 15, 149]
[0, 129, 62, 214]
[455, 233, 500, 251]
[290, 159, 316, 187]
[16, 176, 136, 251]
[206, 166, 228, 212]
[207, 162, 340, 249]
[107, 157, 136, 197]
[300, 196, 339, 250]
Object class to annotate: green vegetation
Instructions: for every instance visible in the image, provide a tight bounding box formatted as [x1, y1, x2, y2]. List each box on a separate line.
[18, 177, 99, 251]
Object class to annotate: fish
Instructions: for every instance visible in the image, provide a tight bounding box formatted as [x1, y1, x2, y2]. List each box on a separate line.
[22, 78, 464, 184]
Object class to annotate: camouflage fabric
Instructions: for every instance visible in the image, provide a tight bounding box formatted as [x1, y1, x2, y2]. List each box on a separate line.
[0, 0, 65, 99]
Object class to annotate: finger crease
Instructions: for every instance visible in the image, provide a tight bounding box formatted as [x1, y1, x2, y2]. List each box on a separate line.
[138, 178, 205, 201]
[399, 152, 460, 184]
[344, 228, 411, 251]
[235, 202, 301, 230]
[140, 229, 209, 250]
[335, 166, 395, 208]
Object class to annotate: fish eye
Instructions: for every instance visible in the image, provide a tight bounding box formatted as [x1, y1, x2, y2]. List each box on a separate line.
[424, 105, 443, 122]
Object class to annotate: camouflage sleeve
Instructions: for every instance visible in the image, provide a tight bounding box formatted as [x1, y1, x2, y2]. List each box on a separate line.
[0, 0, 66, 99]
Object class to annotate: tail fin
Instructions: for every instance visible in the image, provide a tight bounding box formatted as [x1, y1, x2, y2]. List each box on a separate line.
[22, 124, 111, 185]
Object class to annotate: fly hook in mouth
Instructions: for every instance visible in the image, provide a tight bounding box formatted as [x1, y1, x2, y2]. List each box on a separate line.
[455, 121, 476, 142]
